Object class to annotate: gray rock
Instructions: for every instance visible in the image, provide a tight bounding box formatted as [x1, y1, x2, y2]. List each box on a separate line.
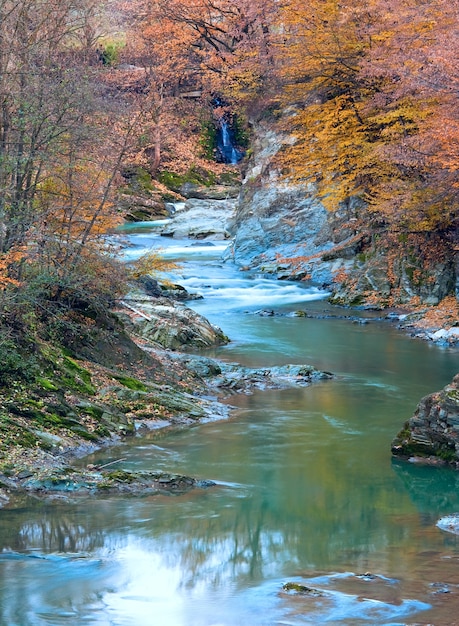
[231, 116, 457, 305]
[122, 295, 229, 350]
[392, 374, 459, 463]
[230, 119, 362, 287]
[437, 514, 459, 535]
[159, 197, 236, 240]
[179, 182, 240, 200]
[209, 362, 333, 394]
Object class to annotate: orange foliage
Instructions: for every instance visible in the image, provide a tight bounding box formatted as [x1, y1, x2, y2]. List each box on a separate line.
[275, 0, 459, 234]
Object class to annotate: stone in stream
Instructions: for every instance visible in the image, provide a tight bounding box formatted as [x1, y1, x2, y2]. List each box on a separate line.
[121, 294, 229, 350]
[282, 582, 326, 597]
[0, 467, 216, 499]
[206, 362, 334, 394]
[437, 514, 459, 535]
[391, 373, 459, 464]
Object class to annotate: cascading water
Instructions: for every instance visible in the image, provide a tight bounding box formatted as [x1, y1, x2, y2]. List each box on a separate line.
[217, 120, 242, 164]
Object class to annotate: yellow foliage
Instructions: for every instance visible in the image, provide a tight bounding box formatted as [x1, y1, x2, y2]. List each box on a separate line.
[128, 249, 181, 282]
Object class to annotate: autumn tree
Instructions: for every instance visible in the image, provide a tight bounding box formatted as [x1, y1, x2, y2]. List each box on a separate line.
[360, 0, 459, 232]
[138, 0, 276, 103]
[0, 0, 137, 331]
[276, 0, 459, 237]
[116, 0, 278, 173]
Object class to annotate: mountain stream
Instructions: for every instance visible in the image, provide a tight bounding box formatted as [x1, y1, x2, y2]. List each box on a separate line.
[0, 223, 458, 625]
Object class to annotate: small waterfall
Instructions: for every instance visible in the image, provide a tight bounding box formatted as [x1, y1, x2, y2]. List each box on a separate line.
[217, 120, 242, 164]
[222, 123, 230, 147]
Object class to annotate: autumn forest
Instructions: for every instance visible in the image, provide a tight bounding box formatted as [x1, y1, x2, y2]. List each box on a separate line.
[0, 0, 458, 371]
[2, 4, 459, 619]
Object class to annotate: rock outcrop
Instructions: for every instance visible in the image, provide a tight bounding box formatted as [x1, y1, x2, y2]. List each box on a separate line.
[392, 374, 459, 464]
[231, 115, 457, 306]
[159, 196, 236, 240]
[229, 118, 364, 287]
[120, 294, 229, 350]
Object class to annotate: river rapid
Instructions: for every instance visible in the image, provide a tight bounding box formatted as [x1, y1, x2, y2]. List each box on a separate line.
[1, 223, 459, 626]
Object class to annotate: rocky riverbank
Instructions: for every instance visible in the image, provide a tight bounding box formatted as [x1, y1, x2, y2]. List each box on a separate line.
[228, 115, 458, 318]
[0, 273, 334, 507]
[2, 170, 458, 505]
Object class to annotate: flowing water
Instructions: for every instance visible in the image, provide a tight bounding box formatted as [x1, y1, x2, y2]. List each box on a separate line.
[1, 225, 459, 625]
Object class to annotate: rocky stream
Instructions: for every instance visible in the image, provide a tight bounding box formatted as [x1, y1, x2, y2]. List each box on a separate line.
[0, 181, 458, 625]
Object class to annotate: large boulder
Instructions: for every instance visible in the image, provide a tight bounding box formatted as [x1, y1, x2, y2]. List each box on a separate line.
[121, 296, 229, 350]
[159, 197, 236, 240]
[392, 374, 459, 464]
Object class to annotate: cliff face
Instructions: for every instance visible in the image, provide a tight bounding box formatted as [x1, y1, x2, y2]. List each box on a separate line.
[230, 117, 457, 306]
[392, 375, 459, 464]
[229, 119, 360, 287]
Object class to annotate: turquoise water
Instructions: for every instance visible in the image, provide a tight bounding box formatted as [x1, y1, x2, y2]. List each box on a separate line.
[0, 229, 458, 625]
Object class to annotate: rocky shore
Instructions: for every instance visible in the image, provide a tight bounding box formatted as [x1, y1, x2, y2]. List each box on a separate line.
[0, 272, 334, 506]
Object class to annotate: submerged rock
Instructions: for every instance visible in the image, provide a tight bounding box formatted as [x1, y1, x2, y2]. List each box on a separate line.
[282, 582, 326, 597]
[209, 362, 334, 394]
[392, 373, 459, 464]
[0, 466, 215, 499]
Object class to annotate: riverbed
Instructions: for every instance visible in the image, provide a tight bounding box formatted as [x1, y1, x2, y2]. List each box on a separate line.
[0, 225, 458, 625]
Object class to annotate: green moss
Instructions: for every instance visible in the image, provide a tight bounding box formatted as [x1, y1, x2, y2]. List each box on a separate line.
[105, 469, 135, 483]
[231, 114, 250, 149]
[217, 171, 240, 185]
[438, 448, 457, 462]
[0, 414, 39, 449]
[98, 41, 124, 67]
[70, 427, 99, 441]
[349, 295, 365, 306]
[160, 192, 178, 202]
[399, 442, 436, 457]
[282, 583, 324, 596]
[37, 378, 58, 391]
[79, 405, 104, 420]
[199, 119, 218, 160]
[158, 166, 217, 191]
[0, 339, 38, 386]
[95, 425, 111, 438]
[114, 375, 148, 391]
[96, 481, 112, 490]
[62, 356, 91, 383]
[59, 356, 95, 395]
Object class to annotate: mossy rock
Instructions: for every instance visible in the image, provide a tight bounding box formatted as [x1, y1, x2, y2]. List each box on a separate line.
[104, 469, 135, 483]
[158, 166, 217, 191]
[59, 356, 95, 395]
[113, 375, 149, 392]
[37, 378, 59, 391]
[282, 582, 325, 597]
